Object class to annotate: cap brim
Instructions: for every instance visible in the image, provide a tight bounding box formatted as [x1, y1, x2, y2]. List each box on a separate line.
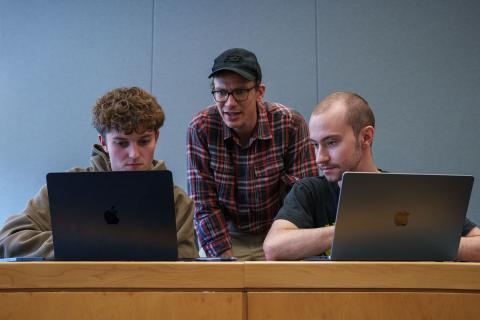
[208, 67, 256, 81]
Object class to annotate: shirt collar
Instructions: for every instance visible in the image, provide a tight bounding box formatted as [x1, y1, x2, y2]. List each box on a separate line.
[222, 101, 272, 143]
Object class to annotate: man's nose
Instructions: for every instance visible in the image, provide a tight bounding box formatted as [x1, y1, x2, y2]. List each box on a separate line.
[316, 146, 329, 164]
[224, 92, 237, 107]
[128, 144, 140, 158]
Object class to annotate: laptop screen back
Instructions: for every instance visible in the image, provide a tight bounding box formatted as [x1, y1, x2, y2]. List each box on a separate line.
[330, 172, 474, 261]
[47, 170, 178, 261]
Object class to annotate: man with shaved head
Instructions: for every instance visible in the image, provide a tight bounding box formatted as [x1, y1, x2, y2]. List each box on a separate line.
[263, 92, 480, 261]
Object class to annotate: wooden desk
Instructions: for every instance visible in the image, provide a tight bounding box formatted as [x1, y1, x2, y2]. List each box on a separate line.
[245, 261, 480, 320]
[0, 262, 245, 320]
[1, 261, 479, 319]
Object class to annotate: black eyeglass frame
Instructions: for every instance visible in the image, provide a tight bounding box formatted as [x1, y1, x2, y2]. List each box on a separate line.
[211, 86, 257, 103]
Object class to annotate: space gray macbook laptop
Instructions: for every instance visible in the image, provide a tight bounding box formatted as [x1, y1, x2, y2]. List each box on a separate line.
[329, 172, 474, 261]
[47, 171, 178, 261]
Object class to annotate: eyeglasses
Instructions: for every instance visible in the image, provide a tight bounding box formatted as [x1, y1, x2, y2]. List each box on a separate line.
[211, 86, 256, 103]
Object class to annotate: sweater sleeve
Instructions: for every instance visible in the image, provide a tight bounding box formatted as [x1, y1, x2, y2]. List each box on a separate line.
[173, 185, 199, 259]
[0, 185, 55, 260]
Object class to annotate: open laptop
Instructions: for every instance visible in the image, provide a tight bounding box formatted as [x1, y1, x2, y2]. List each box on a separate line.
[47, 171, 178, 261]
[328, 172, 474, 261]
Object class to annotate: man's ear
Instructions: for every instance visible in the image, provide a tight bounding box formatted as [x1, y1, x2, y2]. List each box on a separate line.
[256, 83, 266, 102]
[360, 126, 375, 147]
[155, 130, 160, 142]
[98, 134, 108, 153]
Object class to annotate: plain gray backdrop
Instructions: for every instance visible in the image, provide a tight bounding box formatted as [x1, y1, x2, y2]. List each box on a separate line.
[1, 0, 479, 225]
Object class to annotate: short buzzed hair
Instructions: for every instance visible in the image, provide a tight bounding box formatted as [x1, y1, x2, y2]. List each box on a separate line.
[312, 92, 375, 136]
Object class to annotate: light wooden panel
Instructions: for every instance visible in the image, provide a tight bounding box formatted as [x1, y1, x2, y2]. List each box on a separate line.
[244, 261, 480, 289]
[0, 262, 244, 289]
[0, 291, 243, 320]
[248, 292, 480, 320]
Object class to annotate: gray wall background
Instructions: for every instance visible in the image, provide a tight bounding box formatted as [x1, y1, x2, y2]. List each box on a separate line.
[1, 0, 479, 225]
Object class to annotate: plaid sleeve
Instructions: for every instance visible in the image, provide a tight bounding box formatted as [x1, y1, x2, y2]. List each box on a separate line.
[283, 112, 318, 185]
[186, 124, 232, 256]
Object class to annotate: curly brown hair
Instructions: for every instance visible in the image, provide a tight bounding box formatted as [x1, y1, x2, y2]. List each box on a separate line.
[92, 87, 165, 136]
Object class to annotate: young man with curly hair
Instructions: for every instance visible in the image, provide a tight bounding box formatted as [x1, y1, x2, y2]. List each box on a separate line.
[0, 87, 197, 259]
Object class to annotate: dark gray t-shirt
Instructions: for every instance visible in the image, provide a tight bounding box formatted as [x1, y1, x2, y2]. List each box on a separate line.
[275, 176, 339, 229]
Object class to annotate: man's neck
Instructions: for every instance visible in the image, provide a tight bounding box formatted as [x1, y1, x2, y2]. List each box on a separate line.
[233, 125, 257, 148]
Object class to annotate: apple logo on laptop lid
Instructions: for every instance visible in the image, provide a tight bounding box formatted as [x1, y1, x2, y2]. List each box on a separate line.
[104, 206, 120, 225]
[394, 210, 410, 226]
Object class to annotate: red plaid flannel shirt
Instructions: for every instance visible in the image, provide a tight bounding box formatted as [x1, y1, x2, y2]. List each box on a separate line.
[187, 101, 318, 256]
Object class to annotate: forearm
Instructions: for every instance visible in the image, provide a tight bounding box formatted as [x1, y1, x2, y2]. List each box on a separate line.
[190, 173, 231, 256]
[457, 236, 480, 262]
[0, 230, 53, 258]
[264, 223, 334, 260]
[456, 227, 480, 262]
[196, 219, 232, 257]
[0, 188, 54, 260]
[0, 214, 54, 259]
[187, 127, 230, 256]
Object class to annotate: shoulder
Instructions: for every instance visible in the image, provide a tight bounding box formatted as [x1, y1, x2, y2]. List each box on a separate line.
[151, 159, 167, 171]
[263, 101, 305, 121]
[261, 101, 308, 136]
[287, 176, 338, 203]
[188, 105, 222, 131]
[294, 176, 333, 192]
[276, 177, 330, 226]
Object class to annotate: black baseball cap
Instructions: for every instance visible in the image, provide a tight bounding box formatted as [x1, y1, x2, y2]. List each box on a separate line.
[208, 48, 262, 82]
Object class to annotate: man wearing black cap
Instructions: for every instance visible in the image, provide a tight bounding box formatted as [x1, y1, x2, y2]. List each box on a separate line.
[187, 48, 318, 260]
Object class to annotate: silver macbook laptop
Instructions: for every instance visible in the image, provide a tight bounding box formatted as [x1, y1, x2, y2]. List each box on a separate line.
[329, 172, 474, 261]
[47, 171, 178, 261]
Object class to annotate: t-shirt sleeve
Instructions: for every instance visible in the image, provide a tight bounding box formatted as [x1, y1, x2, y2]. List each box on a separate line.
[275, 180, 316, 228]
[462, 217, 477, 236]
